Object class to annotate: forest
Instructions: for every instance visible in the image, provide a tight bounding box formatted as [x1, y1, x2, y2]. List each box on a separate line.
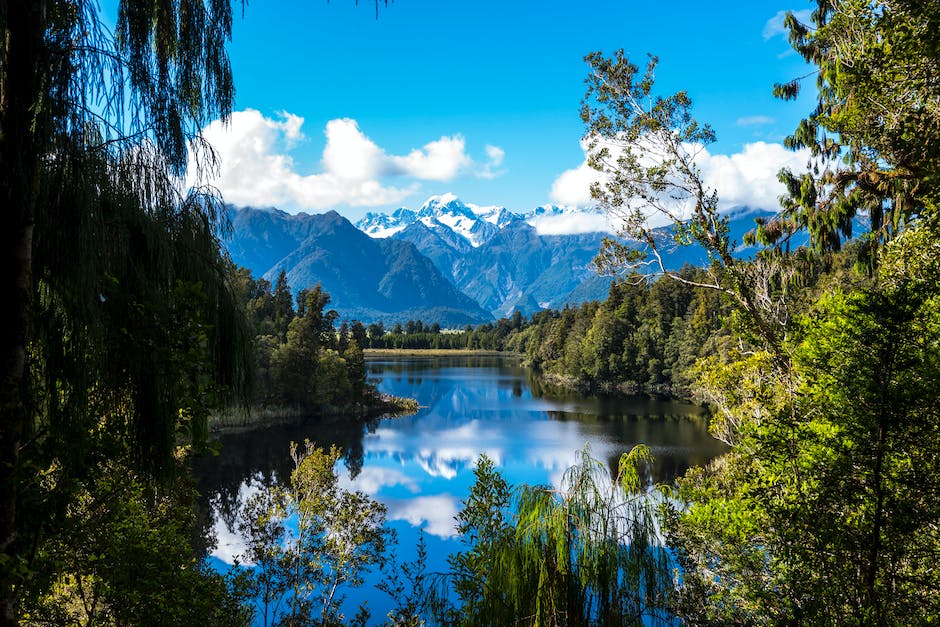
[1, 0, 938, 625]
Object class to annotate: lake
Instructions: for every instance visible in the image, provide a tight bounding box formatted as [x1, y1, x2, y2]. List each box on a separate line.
[195, 354, 726, 622]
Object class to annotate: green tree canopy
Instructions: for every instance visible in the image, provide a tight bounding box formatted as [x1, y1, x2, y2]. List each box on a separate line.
[761, 0, 940, 266]
[0, 1, 249, 622]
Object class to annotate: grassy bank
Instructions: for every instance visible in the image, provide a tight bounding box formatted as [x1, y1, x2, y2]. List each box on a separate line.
[365, 348, 517, 357]
[209, 393, 419, 435]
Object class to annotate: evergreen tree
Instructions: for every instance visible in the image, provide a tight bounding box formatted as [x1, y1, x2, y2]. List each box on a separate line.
[761, 1, 940, 267]
[272, 269, 295, 340]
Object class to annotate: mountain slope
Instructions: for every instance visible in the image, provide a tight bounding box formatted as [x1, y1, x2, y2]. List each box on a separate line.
[224, 206, 492, 325]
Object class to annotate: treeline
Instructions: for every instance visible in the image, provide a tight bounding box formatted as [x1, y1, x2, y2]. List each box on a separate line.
[366, 265, 733, 392]
[505, 266, 733, 391]
[226, 267, 412, 416]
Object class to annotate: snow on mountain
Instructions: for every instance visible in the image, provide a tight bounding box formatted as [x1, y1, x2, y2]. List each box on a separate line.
[354, 194, 611, 246]
[357, 207, 417, 238]
[355, 194, 501, 248]
[469, 203, 520, 228]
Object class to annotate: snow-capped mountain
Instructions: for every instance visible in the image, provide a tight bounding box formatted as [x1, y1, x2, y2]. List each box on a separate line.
[225, 196, 798, 322]
[414, 194, 499, 248]
[353, 194, 616, 316]
[356, 207, 417, 238]
[355, 193, 532, 248]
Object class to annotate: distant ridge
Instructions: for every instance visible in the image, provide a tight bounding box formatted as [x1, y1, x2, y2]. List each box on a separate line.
[225, 206, 493, 326]
[226, 196, 818, 323]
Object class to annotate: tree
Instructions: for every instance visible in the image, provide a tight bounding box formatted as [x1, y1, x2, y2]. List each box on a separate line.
[272, 269, 295, 340]
[582, 50, 795, 352]
[0, 1, 250, 622]
[21, 461, 251, 626]
[366, 322, 385, 347]
[668, 236, 940, 623]
[350, 320, 369, 348]
[631, 2, 940, 620]
[441, 447, 674, 626]
[761, 1, 940, 267]
[239, 442, 391, 626]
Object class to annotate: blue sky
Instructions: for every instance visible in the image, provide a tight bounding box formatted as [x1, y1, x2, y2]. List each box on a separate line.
[183, 1, 817, 221]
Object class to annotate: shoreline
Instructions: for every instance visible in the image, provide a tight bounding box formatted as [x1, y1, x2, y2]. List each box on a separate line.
[364, 348, 520, 357]
[365, 349, 696, 400]
[208, 394, 419, 435]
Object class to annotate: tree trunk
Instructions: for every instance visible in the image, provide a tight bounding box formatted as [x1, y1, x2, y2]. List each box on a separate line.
[0, 2, 45, 624]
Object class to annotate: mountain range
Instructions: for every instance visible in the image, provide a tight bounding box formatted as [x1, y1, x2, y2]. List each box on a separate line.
[225, 206, 492, 326]
[224, 195, 779, 325]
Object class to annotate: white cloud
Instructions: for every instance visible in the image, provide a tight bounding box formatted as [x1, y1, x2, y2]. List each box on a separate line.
[191, 109, 503, 211]
[548, 140, 812, 232]
[527, 210, 612, 236]
[321, 118, 386, 181]
[550, 161, 599, 208]
[477, 144, 507, 180]
[485, 145, 505, 166]
[387, 135, 472, 181]
[763, 9, 814, 40]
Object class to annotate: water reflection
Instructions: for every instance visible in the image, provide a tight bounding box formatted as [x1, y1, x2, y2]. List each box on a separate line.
[195, 355, 726, 620]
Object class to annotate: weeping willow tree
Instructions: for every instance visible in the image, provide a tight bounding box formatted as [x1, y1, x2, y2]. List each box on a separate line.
[0, 1, 252, 622]
[445, 447, 675, 626]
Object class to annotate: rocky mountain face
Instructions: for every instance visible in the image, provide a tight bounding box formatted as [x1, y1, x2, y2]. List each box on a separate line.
[356, 195, 614, 316]
[227, 197, 784, 325]
[225, 206, 493, 325]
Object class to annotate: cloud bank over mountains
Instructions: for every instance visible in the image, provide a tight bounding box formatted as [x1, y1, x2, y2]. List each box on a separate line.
[192, 109, 504, 211]
[549, 139, 811, 223]
[193, 109, 810, 225]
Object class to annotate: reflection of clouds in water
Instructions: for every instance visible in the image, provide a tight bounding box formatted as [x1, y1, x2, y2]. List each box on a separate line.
[211, 478, 262, 565]
[366, 421, 508, 479]
[385, 495, 460, 538]
[366, 414, 626, 486]
[212, 517, 249, 565]
[338, 465, 419, 495]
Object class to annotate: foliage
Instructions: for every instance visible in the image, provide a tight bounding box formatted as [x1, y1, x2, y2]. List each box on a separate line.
[377, 533, 435, 626]
[20, 460, 251, 626]
[365, 268, 738, 394]
[438, 447, 675, 626]
[668, 233, 940, 622]
[227, 267, 382, 413]
[581, 50, 795, 350]
[764, 0, 940, 267]
[579, 11, 940, 623]
[237, 442, 392, 626]
[0, 0, 254, 620]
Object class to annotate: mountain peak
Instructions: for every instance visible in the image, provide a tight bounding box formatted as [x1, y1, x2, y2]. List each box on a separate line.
[421, 192, 461, 211]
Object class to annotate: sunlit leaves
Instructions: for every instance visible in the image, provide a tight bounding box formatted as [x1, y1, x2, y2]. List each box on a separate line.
[446, 446, 674, 626]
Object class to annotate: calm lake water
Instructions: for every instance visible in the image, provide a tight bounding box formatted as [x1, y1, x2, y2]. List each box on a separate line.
[195, 354, 726, 622]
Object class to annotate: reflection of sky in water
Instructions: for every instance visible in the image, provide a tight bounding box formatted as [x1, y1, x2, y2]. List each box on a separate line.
[205, 356, 725, 623]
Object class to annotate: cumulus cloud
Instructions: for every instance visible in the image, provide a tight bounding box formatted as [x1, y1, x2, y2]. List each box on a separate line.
[527, 210, 612, 236]
[191, 109, 504, 211]
[387, 135, 472, 181]
[550, 161, 599, 208]
[763, 8, 814, 40]
[548, 139, 811, 232]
